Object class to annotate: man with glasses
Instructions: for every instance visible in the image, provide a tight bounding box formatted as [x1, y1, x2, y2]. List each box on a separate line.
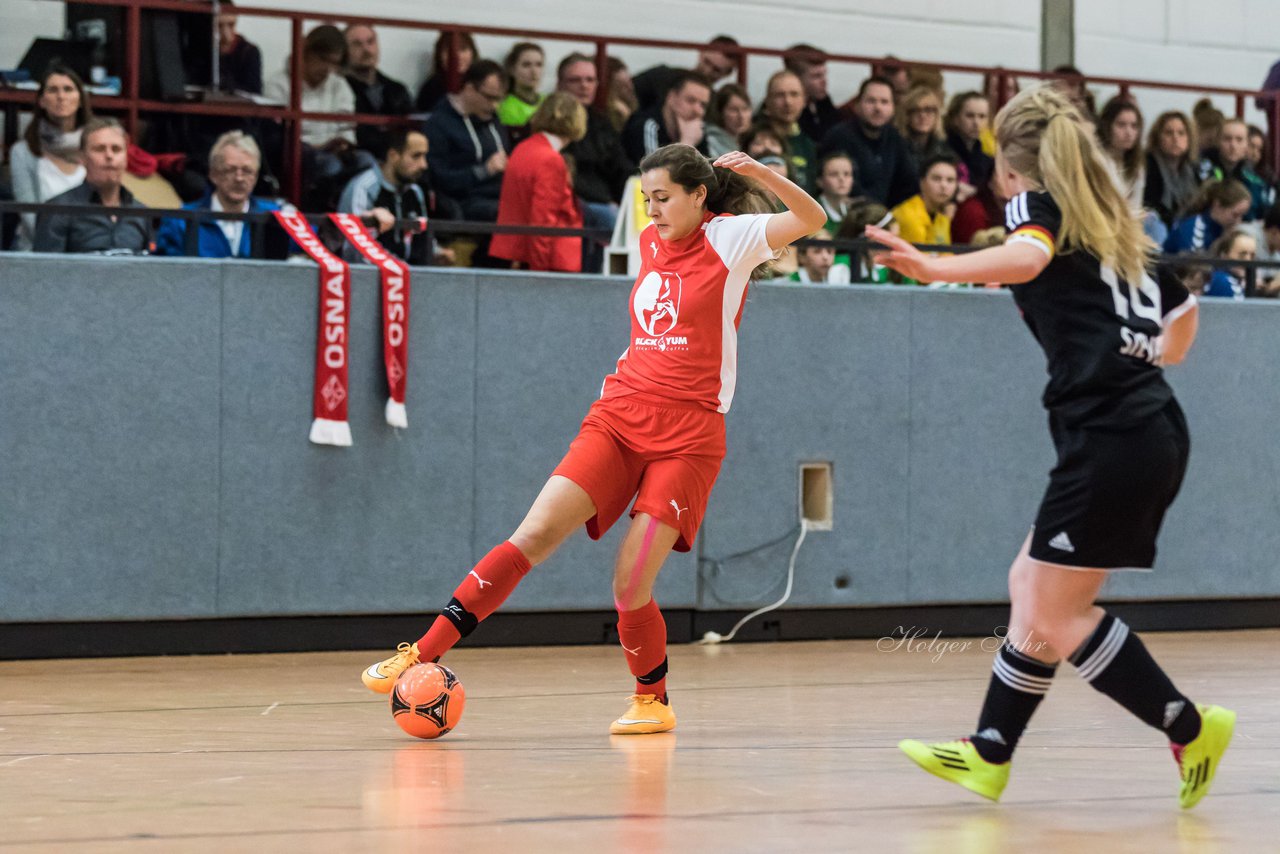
[157, 131, 282, 258]
[632, 35, 738, 112]
[423, 59, 512, 223]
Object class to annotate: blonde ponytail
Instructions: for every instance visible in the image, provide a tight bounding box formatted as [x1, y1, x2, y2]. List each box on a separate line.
[996, 85, 1153, 285]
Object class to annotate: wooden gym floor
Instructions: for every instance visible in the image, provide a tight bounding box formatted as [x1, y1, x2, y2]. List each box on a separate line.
[1, 630, 1277, 853]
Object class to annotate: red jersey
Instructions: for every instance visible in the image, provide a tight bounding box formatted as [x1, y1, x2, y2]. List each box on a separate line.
[601, 212, 774, 413]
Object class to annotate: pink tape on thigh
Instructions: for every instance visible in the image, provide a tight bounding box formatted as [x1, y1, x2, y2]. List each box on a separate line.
[615, 516, 660, 612]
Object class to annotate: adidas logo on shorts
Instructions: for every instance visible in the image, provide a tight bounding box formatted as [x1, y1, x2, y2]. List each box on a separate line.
[1048, 531, 1075, 553]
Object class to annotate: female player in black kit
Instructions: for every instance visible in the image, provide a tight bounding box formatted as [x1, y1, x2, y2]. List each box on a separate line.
[868, 84, 1234, 809]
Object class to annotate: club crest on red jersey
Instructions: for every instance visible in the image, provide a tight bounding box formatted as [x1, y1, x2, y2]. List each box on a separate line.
[634, 271, 682, 338]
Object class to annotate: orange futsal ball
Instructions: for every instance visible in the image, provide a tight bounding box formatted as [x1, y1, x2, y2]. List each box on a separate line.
[390, 663, 466, 739]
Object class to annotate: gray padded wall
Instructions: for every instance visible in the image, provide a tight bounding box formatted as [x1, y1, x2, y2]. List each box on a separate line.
[1, 257, 223, 620]
[2, 256, 1278, 623]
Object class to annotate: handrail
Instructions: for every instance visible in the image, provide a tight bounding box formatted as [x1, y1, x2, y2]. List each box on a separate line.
[5, 0, 1280, 200]
[0, 200, 612, 237]
[5, 200, 1274, 294]
[0, 200, 613, 260]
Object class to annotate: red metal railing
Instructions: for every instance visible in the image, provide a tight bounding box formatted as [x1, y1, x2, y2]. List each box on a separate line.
[5, 0, 1279, 202]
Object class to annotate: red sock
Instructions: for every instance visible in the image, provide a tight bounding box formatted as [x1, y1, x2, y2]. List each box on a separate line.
[617, 598, 669, 703]
[417, 541, 532, 661]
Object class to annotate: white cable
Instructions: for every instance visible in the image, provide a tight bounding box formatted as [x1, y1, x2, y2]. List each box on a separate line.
[700, 520, 810, 644]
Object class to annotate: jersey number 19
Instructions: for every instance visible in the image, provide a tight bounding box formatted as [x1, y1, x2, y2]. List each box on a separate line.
[1101, 265, 1162, 326]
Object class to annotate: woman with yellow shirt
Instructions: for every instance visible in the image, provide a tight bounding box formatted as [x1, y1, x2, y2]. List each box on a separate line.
[891, 154, 959, 246]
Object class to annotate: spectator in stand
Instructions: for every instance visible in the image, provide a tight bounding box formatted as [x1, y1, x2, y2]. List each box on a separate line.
[785, 44, 840, 144]
[264, 25, 366, 182]
[705, 83, 753, 159]
[790, 231, 850, 284]
[490, 93, 588, 273]
[344, 25, 413, 158]
[896, 86, 949, 169]
[943, 92, 992, 204]
[621, 71, 711, 164]
[556, 54, 632, 255]
[891, 154, 958, 247]
[909, 66, 946, 97]
[8, 64, 90, 251]
[1192, 98, 1224, 162]
[0, 175, 13, 248]
[34, 118, 150, 254]
[1164, 179, 1251, 254]
[216, 1, 262, 94]
[981, 71, 1018, 156]
[1246, 125, 1272, 183]
[1203, 228, 1256, 300]
[423, 59, 511, 222]
[338, 128, 442, 266]
[1252, 204, 1280, 296]
[740, 125, 790, 168]
[819, 76, 917, 208]
[1097, 96, 1145, 207]
[759, 70, 816, 192]
[758, 153, 790, 180]
[1050, 64, 1094, 121]
[983, 70, 1018, 108]
[606, 57, 638, 133]
[416, 31, 477, 113]
[632, 35, 737, 111]
[1201, 118, 1274, 221]
[951, 152, 1008, 245]
[498, 42, 546, 131]
[876, 56, 911, 98]
[157, 131, 279, 258]
[815, 151, 855, 233]
[1259, 59, 1280, 153]
[1144, 111, 1199, 229]
[835, 200, 895, 283]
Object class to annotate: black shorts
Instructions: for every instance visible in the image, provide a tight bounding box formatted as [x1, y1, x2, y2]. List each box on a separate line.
[1029, 399, 1190, 571]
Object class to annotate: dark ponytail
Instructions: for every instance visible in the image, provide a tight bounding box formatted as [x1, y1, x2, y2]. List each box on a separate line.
[639, 143, 778, 278]
[638, 143, 774, 215]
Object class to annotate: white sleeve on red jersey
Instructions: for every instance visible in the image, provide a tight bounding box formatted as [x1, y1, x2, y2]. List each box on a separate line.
[705, 214, 775, 272]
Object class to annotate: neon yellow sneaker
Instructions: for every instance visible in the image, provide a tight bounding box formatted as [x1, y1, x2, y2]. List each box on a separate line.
[609, 694, 676, 735]
[1174, 704, 1236, 809]
[361, 642, 420, 694]
[899, 738, 1010, 802]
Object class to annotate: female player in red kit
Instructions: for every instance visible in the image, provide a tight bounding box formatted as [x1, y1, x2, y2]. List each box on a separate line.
[363, 143, 826, 733]
[870, 85, 1233, 809]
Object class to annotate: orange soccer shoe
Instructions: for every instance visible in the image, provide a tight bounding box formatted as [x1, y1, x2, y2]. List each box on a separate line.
[362, 642, 420, 694]
[609, 694, 676, 735]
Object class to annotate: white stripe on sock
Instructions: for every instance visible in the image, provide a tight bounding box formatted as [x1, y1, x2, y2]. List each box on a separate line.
[993, 655, 1054, 694]
[1076, 620, 1130, 682]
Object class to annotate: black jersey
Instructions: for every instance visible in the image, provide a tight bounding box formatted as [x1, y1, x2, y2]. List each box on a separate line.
[1005, 191, 1196, 429]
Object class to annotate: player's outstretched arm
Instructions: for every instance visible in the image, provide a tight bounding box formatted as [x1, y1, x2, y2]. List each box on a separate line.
[1161, 301, 1199, 365]
[866, 225, 1050, 285]
[713, 151, 827, 252]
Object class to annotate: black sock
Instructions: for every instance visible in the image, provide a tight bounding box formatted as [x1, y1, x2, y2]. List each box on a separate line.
[970, 642, 1057, 763]
[1070, 613, 1201, 745]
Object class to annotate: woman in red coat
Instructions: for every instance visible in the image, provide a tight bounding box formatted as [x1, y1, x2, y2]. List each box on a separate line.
[491, 92, 588, 272]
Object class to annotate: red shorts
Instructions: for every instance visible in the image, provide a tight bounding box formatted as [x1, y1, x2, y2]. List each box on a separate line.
[552, 393, 726, 552]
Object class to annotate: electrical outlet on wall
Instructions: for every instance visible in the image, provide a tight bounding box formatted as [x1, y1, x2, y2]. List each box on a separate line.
[798, 462, 833, 531]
